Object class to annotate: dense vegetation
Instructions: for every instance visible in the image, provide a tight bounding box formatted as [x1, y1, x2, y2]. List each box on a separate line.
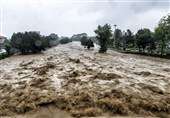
[11, 32, 45, 54]
[59, 37, 72, 44]
[2, 32, 61, 56]
[94, 14, 170, 56]
[80, 36, 94, 49]
[0, 14, 169, 60]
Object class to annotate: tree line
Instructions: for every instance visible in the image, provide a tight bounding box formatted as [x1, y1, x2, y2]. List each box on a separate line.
[1, 14, 169, 59]
[94, 14, 170, 56]
[2, 32, 73, 56]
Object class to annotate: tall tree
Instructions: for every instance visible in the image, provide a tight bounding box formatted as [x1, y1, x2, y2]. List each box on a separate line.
[122, 29, 134, 51]
[136, 28, 152, 53]
[155, 14, 170, 56]
[94, 24, 112, 53]
[122, 31, 128, 51]
[4, 39, 12, 55]
[114, 29, 122, 50]
[11, 32, 25, 53]
[148, 34, 156, 54]
[126, 29, 135, 47]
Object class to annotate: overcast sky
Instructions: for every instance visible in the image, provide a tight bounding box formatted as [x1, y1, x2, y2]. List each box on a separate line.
[0, 0, 170, 38]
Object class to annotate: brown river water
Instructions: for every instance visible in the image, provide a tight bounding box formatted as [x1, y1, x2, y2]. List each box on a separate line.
[0, 42, 170, 118]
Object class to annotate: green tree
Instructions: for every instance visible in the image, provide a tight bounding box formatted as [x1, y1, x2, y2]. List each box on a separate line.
[59, 37, 71, 44]
[136, 28, 152, 53]
[126, 29, 135, 48]
[11, 31, 45, 54]
[81, 36, 94, 49]
[71, 33, 87, 41]
[11, 32, 24, 53]
[114, 29, 122, 50]
[148, 34, 156, 54]
[44, 33, 59, 47]
[155, 14, 170, 56]
[86, 39, 94, 49]
[94, 24, 112, 53]
[122, 29, 135, 51]
[4, 39, 12, 55]
[122, 31, 127, 51]
[80, 36, 88, 47]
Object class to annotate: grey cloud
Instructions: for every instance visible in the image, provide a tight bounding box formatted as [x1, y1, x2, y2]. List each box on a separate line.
[127, 0, 169, 13]
[0, 0, 169, 38]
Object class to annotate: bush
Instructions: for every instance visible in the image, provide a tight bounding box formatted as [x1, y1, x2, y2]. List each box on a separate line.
[44, 33, 59, 47]
[71, 33, 87, 41]
[4, 39, 12, 55]
[11, 31, 46, 54]
[0, 53, 8, 60]
[81, 36, 88, 46]
[59, 37, 71, 44]
[81, 37, 94, 49]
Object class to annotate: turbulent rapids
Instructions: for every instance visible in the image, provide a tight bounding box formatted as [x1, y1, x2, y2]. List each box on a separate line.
[0, 42, 170, 117]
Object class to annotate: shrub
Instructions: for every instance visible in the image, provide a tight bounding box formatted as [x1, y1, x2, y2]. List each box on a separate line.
[59, 37, 71, 44]
[44, 33, 59, 47]
[0, 53, 8, 60]
[81, 36, 88, 46]
[71, 33, 87, 41]
[81, 36, 94, 49]
[86, 39, 94, 49]
[11, 31, 46, 54]
[4, 39, 12, 55]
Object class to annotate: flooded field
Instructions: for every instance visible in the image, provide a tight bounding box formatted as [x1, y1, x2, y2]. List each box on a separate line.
[0, 42, 170, 118]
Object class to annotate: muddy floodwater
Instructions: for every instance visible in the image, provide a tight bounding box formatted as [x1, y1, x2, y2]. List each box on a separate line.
[0, 42, 170, 118]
